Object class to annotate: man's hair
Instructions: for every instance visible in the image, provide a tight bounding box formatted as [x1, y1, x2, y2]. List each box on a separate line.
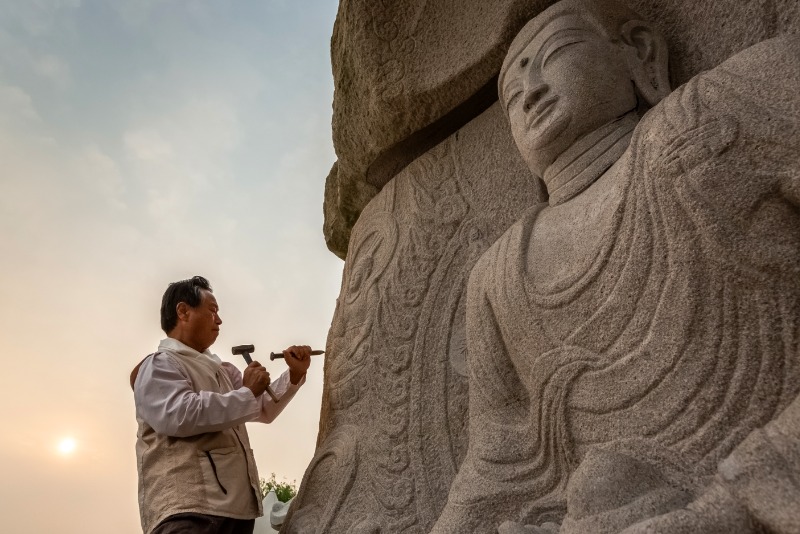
[160, 276, 212, 334]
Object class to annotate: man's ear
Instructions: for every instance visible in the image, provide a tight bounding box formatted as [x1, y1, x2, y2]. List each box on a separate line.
[620, 20, 671, 108]
[176, 302, 190, 322]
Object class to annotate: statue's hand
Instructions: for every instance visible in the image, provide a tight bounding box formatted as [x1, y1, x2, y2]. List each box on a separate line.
[618, 479, 756, 534]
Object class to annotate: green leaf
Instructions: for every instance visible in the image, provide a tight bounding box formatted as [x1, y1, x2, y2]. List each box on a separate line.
[259, 472, 298, 503]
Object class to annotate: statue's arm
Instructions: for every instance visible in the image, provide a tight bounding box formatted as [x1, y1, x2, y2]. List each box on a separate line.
[727, 35, 800, 208]
[432, 252, 537, 533]
[762, 119, 800, 207]
[771, 36, 800, 208]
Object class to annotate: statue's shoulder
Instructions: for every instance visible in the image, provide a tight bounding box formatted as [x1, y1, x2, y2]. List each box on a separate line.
[712, 34, 800, 87]
[637, 33, 800, 140]
[699, 34, 800, 119]
[646, 35, 799, 140]
[469, 203, 545, 292]
[632, 88, 738, 181]
[630, 36, 800, 180]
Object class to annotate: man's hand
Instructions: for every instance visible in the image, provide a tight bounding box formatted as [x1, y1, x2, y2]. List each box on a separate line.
[283, 345, 311, 385]
[242, 361, 271, 397]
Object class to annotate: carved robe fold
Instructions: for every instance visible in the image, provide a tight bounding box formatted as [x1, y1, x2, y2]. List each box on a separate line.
[433, 36, 800, 533]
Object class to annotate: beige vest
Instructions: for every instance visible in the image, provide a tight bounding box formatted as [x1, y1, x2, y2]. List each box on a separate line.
[136, 351, 262, 533]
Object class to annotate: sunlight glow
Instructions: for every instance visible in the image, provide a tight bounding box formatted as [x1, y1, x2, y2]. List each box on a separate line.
[57, 437, 77, 456]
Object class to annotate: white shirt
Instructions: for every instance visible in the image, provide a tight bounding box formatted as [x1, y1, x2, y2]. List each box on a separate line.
[134, 338, 304, 438]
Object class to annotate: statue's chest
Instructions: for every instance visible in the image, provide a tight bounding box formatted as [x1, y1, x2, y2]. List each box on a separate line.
[527, 164, 627, 300]
[520, 164, 666, 347]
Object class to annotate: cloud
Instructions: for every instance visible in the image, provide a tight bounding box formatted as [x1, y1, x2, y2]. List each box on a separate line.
[0, 83, 42, 125]
[123, 129, 173, 161]
[0, 0, 83, 36]
[32, 53, 72, 88]
[124, 99, 242, 165]
[77, 144, 128, 209]
[0, 28, 73, 97]
[0, 132, 127, 254]
[111, 0, 177, 28]
[121, 97, 244, 233]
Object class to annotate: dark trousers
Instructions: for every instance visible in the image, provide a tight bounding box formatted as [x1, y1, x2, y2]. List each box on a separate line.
[152, 513, 255, 534]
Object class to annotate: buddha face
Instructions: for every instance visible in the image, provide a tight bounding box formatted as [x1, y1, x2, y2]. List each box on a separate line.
[501, 14, 638, 177]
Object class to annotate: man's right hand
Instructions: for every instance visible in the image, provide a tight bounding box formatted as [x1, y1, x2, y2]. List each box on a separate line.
[242, 361, 271, 397]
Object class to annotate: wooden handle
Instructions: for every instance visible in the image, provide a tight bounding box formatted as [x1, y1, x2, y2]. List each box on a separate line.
[265, 385, 279, 403]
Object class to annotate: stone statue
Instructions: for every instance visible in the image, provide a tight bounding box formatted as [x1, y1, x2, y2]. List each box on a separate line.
[432, 1, 800, 533]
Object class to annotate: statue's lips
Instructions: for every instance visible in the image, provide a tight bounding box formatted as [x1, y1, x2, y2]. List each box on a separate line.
[526, 96, 559, 130]
[526, 97, 569, 149]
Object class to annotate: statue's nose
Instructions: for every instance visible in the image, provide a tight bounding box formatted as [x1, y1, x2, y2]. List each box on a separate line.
[523, 83, 548, 113]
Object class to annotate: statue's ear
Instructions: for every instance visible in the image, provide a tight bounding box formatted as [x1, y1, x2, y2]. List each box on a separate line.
[620, 20, 671, 108]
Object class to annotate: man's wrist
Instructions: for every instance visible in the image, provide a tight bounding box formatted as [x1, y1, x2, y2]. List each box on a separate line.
[289, 370, 306, 385]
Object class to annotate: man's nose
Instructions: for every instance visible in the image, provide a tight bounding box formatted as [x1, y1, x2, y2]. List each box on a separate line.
[523, 83, 549, 113]
[215, 313, 222, 325]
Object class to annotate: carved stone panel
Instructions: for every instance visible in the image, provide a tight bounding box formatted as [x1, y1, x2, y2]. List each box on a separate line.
[284, 102, 544, 533]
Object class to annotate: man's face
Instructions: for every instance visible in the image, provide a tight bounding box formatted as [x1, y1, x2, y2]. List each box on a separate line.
[501, 15, 637, 176]
[185, 289, 222, 352]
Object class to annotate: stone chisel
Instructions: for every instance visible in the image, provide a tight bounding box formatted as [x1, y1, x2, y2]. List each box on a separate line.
[231, 344, 280, 403]
[270, 349, 324, 361]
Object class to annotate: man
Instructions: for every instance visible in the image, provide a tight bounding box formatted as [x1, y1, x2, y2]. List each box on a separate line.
[432, 0, 800, 532]
[132, 275, 311, 534]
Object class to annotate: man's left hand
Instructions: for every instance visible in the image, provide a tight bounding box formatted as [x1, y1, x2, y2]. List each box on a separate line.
[283, 345, 311, 385]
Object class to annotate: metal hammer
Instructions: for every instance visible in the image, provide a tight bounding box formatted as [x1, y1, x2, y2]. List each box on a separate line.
[231, 344, 279, 403]
[270, 349, 324, 361]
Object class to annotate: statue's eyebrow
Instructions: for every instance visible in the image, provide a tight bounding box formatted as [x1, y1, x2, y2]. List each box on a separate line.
[501, 25, 589, 104]
[534, 27, 588, 68]
[536, 28, 589, 68]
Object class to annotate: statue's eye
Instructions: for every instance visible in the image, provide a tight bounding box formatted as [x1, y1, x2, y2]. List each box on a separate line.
[519, 57, 529, 68]
[542, 36, 584, 68]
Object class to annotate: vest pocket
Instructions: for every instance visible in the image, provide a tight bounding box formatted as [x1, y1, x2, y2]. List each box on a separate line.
[204, 451, 228, 494]
[198, 446, 240, 506]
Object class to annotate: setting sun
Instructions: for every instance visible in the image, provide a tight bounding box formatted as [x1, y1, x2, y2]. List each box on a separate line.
[57, 437, 77, 456]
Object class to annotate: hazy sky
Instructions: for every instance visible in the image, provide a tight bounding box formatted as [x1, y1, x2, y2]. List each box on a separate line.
[0, 1, 342, 532]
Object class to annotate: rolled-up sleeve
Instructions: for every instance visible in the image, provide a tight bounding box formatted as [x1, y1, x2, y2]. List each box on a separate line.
[134, 354, 261, 438]
[220, 362, 305, 424]
[256, 370, 305, 423]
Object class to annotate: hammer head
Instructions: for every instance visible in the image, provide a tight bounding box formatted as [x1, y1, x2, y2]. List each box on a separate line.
[232, 344, 255, 365]
[231, 344, 254, 355]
